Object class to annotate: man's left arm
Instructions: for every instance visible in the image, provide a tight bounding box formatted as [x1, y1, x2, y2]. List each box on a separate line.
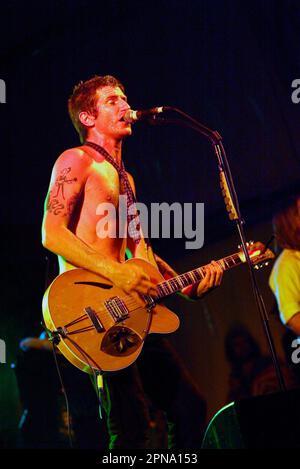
[126, 173, 223, 299]
[154, 253, 223, 300]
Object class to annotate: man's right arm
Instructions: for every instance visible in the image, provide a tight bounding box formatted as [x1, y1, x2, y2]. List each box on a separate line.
[42, 149, 157, 298]
[42, 149, 116, 276]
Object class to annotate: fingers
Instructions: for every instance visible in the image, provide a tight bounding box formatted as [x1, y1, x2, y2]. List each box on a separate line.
[123, 266, 158, 297]
[209, 260, 223, 286]
[131, 269, 158, 296]
[135, 280, 158, 297]
[205, 261, 223, 286]
[197, 261, 223, 297]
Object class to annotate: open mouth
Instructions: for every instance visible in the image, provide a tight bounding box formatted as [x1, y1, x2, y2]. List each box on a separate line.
[119, 117, 130, 124]
[119, 112, 131, 123]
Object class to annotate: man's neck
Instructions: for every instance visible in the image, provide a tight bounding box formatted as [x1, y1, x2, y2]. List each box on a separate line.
[86, 134, 122, 165]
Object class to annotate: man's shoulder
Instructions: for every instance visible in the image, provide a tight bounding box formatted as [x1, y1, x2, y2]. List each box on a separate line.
[54, 146, 93, 171]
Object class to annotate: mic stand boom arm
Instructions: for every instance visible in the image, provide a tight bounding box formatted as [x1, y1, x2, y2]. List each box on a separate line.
[150, 108, 286, 392]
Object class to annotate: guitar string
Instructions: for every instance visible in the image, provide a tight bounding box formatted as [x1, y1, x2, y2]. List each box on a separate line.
[58, 258, 253, 336]
[62, 265, 212, 330]
[57, 250, 268, 335]
[55, 252, 263, 386]
[62, 273, 199, 332]
[62, 253, 243, 331]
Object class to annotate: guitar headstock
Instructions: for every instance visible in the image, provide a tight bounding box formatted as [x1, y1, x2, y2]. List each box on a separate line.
[237, 241, 275, 270]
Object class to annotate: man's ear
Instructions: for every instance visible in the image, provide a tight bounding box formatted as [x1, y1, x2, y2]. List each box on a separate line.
[79, 111, 95, 128]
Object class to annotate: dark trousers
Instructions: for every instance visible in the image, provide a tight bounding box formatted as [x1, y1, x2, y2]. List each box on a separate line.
[102, 335, 206, 449]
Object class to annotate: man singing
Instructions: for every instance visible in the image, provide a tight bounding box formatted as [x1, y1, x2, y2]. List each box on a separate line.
[42, 75, 223, 448]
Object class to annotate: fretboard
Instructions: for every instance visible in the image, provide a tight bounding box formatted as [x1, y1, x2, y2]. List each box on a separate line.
[155, 252, 243, 299]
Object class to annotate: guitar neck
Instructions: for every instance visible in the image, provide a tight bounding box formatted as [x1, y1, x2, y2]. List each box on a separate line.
[155, 252, 244, 300]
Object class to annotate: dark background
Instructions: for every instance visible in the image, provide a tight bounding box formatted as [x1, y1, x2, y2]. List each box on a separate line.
[0, 0, 300, 447]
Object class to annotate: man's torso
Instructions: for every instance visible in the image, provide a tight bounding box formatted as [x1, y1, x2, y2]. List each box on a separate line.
[59, 147, 154, 272]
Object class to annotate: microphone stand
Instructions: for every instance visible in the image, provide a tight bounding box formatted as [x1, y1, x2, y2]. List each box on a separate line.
[150, 108, 286, 392]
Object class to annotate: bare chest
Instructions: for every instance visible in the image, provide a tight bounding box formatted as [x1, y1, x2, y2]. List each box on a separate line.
[84, 160, 120, 211]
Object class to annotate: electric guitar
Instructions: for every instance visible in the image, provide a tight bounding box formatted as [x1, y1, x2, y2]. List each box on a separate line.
[42, 242, 274, 373]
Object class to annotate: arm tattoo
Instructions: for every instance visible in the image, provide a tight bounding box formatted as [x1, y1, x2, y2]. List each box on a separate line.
[47, 167, 79, 216]
[47, 196, 65, 215]
[47, 193, 80, 217]
[53, 167, 78, 200]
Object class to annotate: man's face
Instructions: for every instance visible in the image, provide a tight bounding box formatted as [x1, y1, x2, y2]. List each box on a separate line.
[93, 85, 132, 139]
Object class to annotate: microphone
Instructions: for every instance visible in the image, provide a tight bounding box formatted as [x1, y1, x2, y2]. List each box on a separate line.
[123, 107, 165, 123]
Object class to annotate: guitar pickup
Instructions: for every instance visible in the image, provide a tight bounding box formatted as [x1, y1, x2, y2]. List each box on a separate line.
[104, 297, 129, 323]
[84, 306, 104, 333]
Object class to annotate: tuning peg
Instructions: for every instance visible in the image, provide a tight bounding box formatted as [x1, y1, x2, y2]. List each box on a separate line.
[238, 242, 251, 249]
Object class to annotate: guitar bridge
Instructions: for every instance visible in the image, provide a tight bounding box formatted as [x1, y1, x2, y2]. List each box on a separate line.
[84, 306, 104, 332]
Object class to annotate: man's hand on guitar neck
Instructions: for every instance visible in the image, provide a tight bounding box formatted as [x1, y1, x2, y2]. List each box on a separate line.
[154, 254, 223, 300]
[194, 261, 224, 298]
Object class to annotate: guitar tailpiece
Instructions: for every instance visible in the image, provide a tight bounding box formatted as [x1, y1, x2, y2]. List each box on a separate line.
[49, 327, 68, 345]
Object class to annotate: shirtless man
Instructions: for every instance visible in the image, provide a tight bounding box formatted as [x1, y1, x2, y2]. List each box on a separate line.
[42, 75, 223, 448]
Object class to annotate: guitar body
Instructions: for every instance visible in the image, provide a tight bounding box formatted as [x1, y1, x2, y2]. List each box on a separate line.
[42, 258, 180, 373]
[42, 242, 273, 374]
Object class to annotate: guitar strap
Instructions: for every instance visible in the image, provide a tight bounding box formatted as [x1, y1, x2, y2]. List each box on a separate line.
[84, 141, 150, 247]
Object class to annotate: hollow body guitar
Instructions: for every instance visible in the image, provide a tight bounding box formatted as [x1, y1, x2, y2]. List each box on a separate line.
[42, 243, 273, 373]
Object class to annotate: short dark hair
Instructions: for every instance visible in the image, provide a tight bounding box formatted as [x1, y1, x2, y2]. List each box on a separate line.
[68, 75, 125, 143]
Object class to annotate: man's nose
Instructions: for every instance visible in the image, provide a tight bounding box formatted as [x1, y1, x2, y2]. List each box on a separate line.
[121, 99, 130, 110]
